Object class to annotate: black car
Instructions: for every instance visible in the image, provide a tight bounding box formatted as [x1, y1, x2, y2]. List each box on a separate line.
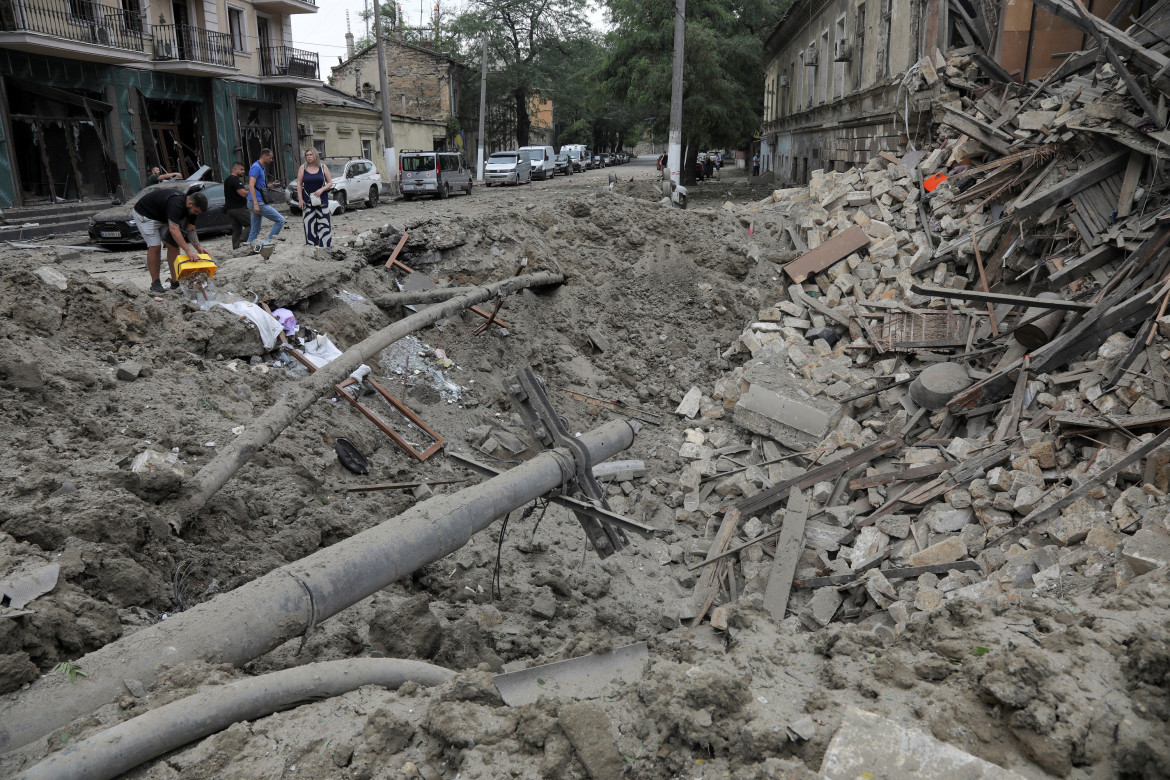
[551, 153, 574, 176]
[89, 180, 232, 246]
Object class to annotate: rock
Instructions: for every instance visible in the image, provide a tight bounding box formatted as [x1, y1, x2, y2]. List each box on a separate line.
[1049, 504, 1107, 546]
[129, 449, 184, 500]
[787, 716, 817, 741]
[806, 587, 843, 626]
[116, 361, 142, 382]
[532, 590, 558, 619]
[34, 266, 68, 291]
[1084, 525, 1120, 552]
[820, 707, 1026, 779]
[742, 516, 764, 538]
[0, 653, 38, 696]
[909, 537, 967, 567]
[1122, 529, 1170, 575]
[675, 387, 703, 418]
[559, 702, 625, 780]
[923, 505, 973, 533]
[369, 595, 442, 659]
[0, 360, 45, 392]
[914, 587, 944, 611]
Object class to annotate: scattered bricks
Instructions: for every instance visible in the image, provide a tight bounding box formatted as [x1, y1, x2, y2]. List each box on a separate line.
[1122, 529, 1170, 574]
[742, 516, 764, 538]
[914, 587, 945, 611]
[850, 527, 890, 568]
[1049, 503, 1109, 546]
[806, 587, 843, 626]
[116, 361, 142, 382]
[1014, 486, 1045, 514]
[876, 514, 911, 538]
[909, 363, 972, 410]
[961, 523, 987, 553]
[675, 386, 703, 418]
[679, 466, 701, 493]
[1085, 525, 1121, 552]
[987, 467, 1012, 492]
[864, 569, 898, 607]
[924, 504, 973, 533]
[909, 537, 967, 567]
[946, 488, 972, 509]
[1028, 440, 1058, 470]
[947, 437, 979, 460]
[846, 191, 872, 207]
[1009, 471, 1043, 495]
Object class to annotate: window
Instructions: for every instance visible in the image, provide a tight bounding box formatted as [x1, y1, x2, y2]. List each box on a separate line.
[313, 139, 326, 157]
[362, 140, 372, 160]
[227, 7, 245, 52]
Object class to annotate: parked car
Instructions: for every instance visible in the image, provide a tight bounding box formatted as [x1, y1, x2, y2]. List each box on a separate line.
[563, 149, 587, 172]
[551, 153, 574, 177]
[89, 178, 231, 246]
[287, 157, 383, 215]
[518, 145, 556, 181]
[484, 151, 532, 186]
[592, 154, 605, 169]
[399, 151, 473, 200]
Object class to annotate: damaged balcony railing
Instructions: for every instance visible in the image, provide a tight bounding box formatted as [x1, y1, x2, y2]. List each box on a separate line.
[0, 0, 145, 51]
[152, 22, 234, 67]
[259, 45, 319, 80]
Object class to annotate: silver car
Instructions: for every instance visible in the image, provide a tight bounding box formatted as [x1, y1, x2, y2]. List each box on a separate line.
[287, 157, 383, 214]
[484, 151, 532, 186]
[400, 151, 474, 200]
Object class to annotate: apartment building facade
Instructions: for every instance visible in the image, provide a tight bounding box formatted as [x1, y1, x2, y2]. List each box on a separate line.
[0, 0, 321, 207]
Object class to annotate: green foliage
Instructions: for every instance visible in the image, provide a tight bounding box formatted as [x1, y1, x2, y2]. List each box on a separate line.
[973, 645, 991, 657]
[53, 661, 88, 683]
[603, 0, 791, 152]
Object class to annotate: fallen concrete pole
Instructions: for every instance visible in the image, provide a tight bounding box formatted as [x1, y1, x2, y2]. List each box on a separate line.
[176, 270, 564, 530]
[18, 658, 454, 780]
[372, 285, 484, 308]
[0, 418, 636, 756]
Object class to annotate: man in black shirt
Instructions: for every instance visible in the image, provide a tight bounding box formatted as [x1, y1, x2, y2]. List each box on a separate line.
[132, 188, 209, 294]
[223, 162, 250, 250]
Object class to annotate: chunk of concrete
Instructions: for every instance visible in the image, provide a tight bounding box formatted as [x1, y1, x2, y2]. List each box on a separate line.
[820, 707, 1027, 779]
[1122, 529, 1170, 575]
[116, 361, 142, 382]
[559, 702, 626, 780]
[675, 386, 703, 418]
[806, 587, 843, 626]
[909, 537, 967, 567]
[733, 362, 842, 449]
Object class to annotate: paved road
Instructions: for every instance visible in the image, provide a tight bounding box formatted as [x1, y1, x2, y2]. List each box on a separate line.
[483, 154, 661, 191]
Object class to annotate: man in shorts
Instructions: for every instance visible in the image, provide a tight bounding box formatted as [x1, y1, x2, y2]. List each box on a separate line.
[132, 188, 208, 294]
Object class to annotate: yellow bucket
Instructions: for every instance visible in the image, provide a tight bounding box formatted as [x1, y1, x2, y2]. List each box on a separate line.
[174, 253, 217, 282]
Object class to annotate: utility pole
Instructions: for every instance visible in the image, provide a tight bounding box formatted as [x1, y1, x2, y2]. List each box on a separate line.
[476, 33, 487, 181]
[373, 0, 397, 187]
[667, 0, 685, 185]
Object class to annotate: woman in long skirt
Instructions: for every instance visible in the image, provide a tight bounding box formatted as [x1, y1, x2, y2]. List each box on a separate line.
[297, 148, 333, 247]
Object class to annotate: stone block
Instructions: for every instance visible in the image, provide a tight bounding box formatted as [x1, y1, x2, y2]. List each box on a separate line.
[1122, 529, 1170, 574]
[732, 362, 842, 450]
[909, 537, 967, 567]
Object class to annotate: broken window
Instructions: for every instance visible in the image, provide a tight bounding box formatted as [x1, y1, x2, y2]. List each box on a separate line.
[238, 100, 281, 179]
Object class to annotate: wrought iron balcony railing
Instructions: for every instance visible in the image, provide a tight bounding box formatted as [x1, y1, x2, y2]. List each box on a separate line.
[259, 45, 319, 80]
[0, 0, 145, 52]
[152, 22, 234, 67]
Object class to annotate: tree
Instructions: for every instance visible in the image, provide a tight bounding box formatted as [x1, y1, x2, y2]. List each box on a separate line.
[448, 0, 592, 147]
[603, 0, 788, 181]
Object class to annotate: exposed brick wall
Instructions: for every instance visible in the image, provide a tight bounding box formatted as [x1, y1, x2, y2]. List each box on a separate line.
[330, 40, 462, 126]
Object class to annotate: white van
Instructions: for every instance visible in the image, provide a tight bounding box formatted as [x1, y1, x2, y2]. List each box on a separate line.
[399, 151, 473, 200]
[518, 145, 556, 181]
[485, 151, 532, 186]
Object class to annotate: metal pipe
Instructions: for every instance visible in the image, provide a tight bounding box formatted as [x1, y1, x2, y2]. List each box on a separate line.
[0, 419, 637, 756]
[17, 659, 454, 780]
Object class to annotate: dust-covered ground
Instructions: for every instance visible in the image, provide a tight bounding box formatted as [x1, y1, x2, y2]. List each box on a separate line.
[0, 160, 1167, 779]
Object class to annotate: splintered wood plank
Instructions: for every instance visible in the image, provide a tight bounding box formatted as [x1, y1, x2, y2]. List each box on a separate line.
[1013, 151, 1129, 218]
[782, 226, 871, 284]
[762, 488, 810, 621]
[690, 507, 742, 627]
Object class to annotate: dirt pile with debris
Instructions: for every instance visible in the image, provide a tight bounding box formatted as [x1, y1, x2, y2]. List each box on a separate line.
[2, 106, 1170, 778]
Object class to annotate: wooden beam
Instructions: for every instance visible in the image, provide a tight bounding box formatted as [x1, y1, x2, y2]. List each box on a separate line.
[1012, 151, 1129, 217]
[941, 106, 1012, 155]
[1046, 243, 1123, 286]
[690, 508, 742, 627]
[762, 488, 809, 621]
[910, 283, 1093, 311]
[781, 226, 871, 284]
[794, 560, 982, 589]
[1116, 152, 1147, 219]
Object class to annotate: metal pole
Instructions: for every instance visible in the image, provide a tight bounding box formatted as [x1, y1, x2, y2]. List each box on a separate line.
[0, 420, 639, 755]
[373, 0, 397, 186]
[667, 0, 686, 185]
[477, 32, 488, 181]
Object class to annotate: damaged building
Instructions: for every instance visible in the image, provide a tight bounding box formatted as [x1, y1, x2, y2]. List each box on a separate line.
[0, 0, 322, 208]
[759, 0, 1160, 183]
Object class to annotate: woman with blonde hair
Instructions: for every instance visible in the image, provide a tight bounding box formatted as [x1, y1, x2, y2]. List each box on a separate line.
[296, 148, 333, 247]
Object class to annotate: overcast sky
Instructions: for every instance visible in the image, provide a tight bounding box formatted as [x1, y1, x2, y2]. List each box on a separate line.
[290, 2, 608, 80]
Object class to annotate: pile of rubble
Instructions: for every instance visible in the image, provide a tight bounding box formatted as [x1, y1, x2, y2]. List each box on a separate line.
[681, 0, 1170, 637]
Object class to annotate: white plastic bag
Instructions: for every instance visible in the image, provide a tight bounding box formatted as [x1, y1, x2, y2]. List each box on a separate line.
[309, 193, 321, 207]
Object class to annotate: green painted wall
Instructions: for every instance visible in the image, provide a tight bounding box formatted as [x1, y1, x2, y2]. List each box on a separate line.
[0, 51, 296, 208]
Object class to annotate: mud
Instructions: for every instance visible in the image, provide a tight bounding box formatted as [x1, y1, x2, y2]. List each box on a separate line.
[0, 165, 1167, 779]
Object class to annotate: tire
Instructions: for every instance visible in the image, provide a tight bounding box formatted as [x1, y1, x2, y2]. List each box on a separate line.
[466, 179, 473, 194]
[334, 190, 347, 214]
[403, 193, 414, 201]
[439, 182, 450, 200]
[367, 186, 379, 209]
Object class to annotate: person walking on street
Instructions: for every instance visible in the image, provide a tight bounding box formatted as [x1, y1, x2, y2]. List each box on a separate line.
[752, 153, 760, 176]
[296, 148, 333, 247]
[246, 148, 285, 245]
[224, 161, 250, 250]
[132, 188, 208, 294]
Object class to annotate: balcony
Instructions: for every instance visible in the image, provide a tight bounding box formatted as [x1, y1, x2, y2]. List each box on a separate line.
[0, 0, 151, 63]
[259, 45, 320, 86]
[250, 0, 316, 14]
[152, 22, 236, 75]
